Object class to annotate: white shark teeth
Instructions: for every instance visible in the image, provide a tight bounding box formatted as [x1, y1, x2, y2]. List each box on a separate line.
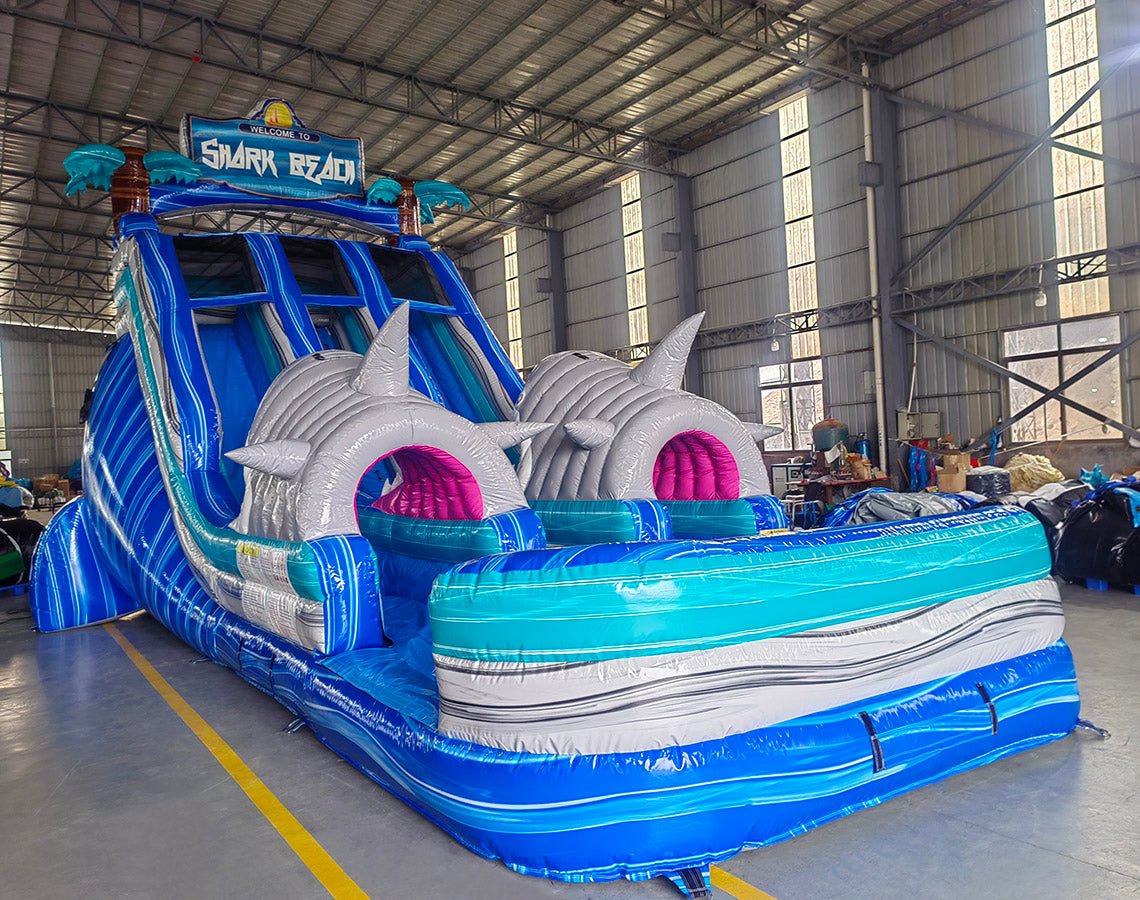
[352, 302, 410, 396]
[478, 421, 554, 449]
[744, 422, 783, 443]
[226, 439, 311, 479]
[564, 418, 616, 449]
[629, 312, 705, 391]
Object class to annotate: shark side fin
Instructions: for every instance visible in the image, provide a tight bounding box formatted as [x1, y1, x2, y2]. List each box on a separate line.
[226, 439, 312, 479]
[352, 302, 410, 396]
[564, 418, 616, 449]
[629, 312, 705, 391]
[479, 421, 554, 449]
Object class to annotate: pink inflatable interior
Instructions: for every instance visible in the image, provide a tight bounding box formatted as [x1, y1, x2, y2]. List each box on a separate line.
[652, 430, 740, 501]
[370, 445, 484, 520]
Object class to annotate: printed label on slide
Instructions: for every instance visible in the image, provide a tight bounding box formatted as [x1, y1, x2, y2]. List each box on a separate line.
[236, 541, 293, 590]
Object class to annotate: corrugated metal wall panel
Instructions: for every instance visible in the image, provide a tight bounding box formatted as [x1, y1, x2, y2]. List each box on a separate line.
[560, 184, 628, 350]
[463, 240, 509, 346]
[886, 0, 1054, 293]
[1, 337, 106, 476]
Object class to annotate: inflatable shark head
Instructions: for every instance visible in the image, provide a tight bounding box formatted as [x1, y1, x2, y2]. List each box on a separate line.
[515, 313, 780, 503]
[228, 304, 550, 542]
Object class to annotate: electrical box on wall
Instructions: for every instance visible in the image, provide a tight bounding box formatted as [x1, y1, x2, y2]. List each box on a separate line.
[897, 409, 941, 440]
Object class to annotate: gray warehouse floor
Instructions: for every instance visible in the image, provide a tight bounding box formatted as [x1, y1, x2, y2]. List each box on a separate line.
[1, 581, 1137, 900]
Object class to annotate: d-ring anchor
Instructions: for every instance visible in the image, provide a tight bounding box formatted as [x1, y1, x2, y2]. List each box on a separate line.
[1076, 718, 1111, 739]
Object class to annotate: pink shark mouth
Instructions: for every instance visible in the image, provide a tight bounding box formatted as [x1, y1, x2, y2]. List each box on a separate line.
[653, 430, 740, 501]
[369, 445, 485, 520]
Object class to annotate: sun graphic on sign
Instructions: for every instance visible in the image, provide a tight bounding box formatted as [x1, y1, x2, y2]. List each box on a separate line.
[263, 102, 294, 128]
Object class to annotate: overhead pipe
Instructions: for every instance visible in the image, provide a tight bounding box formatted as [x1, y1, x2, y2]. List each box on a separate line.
[861, 60, 889, 470]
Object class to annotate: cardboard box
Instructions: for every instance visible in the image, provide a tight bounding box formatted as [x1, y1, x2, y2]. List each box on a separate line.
[938, 469, 968, 492]
[940, 451, 972, 473]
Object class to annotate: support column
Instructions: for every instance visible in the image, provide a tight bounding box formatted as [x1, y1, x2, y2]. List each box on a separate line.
[674, 175, 703, 395]
[870, 87, 910, 479]
[546, 226, 569, 353]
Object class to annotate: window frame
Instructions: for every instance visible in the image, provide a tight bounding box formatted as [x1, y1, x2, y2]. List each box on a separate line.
[1002, 312, 1123, 442]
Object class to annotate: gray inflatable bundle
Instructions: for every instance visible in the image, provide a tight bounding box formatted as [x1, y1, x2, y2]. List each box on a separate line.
[515, 314, 778, 502]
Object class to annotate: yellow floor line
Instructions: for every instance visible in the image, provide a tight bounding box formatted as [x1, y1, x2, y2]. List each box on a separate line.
[711, 864, 779, 900]
[104, 623, 367, 899]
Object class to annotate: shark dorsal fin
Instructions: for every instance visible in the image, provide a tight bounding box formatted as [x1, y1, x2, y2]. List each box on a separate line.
[629, 313, 704, 391]
[352, 303, 410, 396]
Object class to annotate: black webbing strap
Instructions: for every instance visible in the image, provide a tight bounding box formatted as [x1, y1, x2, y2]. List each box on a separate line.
[859, 711, 885, 772]
[976, 682, 999, 734]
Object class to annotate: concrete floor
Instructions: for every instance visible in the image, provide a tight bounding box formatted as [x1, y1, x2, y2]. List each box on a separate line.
[1, 581, 1137, 900]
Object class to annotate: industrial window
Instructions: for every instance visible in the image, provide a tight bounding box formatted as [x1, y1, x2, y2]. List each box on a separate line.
[759, 96, 824, 451]
[1046, 0, 1109, 317]
[1003, 314, 1122, 441]
[279, 238, 358, 297]
[173, 235, 264, 299]
[621, 174, 649, 348]
[501, 229, 524, 370]
[759, 360, 824, 452]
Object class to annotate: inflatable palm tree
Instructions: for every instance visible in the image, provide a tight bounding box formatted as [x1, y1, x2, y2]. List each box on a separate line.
[63, 144, 200, 196]
[367, 176, 470, 225]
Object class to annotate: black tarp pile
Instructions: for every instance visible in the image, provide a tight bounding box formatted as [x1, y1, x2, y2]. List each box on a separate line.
[1053, 481, 1140, 588]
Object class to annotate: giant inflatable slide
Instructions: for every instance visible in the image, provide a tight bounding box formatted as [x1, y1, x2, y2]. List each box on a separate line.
[31, 100, 1080, 896]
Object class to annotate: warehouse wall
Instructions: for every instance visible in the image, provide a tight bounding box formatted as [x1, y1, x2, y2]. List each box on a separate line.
[1100, 0, 1140, 427]
[881, 0, 1140, 444]
[0, 330, 110, 477]
[879, 0, 1056, 442]
[458, 0, 1140, 454]
[560, 187, 628, 351]
[680, 113, 786, 420]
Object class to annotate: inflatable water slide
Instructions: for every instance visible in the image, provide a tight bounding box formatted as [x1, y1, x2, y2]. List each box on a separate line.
[31, 100, 1080, 896]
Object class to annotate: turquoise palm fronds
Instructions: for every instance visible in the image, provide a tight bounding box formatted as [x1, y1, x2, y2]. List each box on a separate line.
[414, 180, 471, 224]
[366, 177, 403, 206]
[63, 144, 126, 195]
[143, 151, 201, 185]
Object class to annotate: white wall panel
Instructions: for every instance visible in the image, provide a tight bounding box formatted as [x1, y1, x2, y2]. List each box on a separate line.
[1, 334, 108, 476]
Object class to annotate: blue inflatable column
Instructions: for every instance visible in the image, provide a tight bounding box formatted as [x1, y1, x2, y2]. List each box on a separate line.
[30, 498, 142, 631]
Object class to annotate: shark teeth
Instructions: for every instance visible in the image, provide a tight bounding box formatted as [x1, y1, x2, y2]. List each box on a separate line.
[226, 439, 311, 479]
[478, 421, 554, 448]
[564, 418, 616, 449]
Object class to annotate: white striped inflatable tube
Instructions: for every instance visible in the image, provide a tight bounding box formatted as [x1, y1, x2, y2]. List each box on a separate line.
[435, 578, 1063, 754]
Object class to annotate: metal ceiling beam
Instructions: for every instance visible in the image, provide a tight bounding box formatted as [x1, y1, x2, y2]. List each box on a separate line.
[2, 0, 680, 172]
[895, 242, 1140, 313]
[893, 41, 1140, 286]
[885, 90, 1140, 176]
[0, 297, 115, 332]
[0, 221, 113, 261]
[877, 0, 1009, 55]
[0, 283, 114, 322]
[606, 0, 875, 88]
[0, 258, 110, 291]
